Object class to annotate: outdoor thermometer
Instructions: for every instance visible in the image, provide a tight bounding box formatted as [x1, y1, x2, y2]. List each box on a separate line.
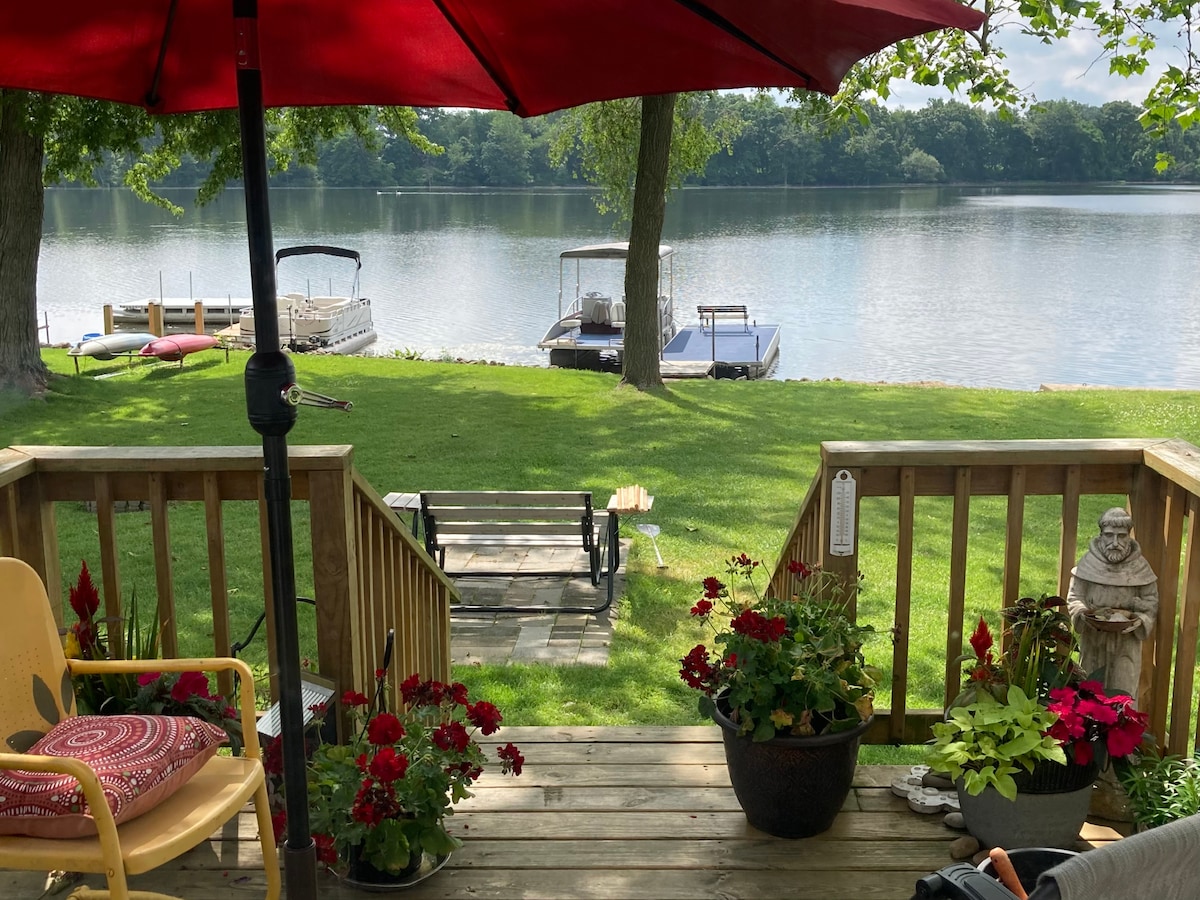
[829, 469, 856, 557]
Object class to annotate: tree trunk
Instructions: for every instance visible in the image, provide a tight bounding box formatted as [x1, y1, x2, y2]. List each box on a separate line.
[0, 90, 49, 396]
[621, 93, 675, 390]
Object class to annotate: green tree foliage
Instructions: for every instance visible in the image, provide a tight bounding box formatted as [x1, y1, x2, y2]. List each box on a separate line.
[0, 95, 435, 394]
[803, 0, 1200, 171]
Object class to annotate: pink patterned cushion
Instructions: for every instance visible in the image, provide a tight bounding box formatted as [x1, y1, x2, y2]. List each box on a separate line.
[0, 714, 228, 838]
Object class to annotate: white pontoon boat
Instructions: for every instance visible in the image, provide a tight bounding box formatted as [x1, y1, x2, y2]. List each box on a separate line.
[216, 245, 377, 354]
[537, 242, 677, 371]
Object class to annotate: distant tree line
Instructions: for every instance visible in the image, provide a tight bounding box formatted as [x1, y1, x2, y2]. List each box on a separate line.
[116, 94, 1200, 191]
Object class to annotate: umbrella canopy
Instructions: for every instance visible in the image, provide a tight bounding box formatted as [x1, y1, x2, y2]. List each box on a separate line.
[0, 0, 983, 114]
[0, 2, 984, 898]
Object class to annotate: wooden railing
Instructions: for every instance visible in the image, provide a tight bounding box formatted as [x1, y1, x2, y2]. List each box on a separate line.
[0, 445, 455, 707]
[770, 438, 1200, 757]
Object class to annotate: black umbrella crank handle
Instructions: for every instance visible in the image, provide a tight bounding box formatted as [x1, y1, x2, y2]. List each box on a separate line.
[281, 383, 353, 412]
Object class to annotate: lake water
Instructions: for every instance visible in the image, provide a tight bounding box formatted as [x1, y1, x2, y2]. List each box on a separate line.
[38, 184, 1200, 390]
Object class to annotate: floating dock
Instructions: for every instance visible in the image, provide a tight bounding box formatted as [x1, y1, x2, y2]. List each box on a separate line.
[660, 306, 780, 379]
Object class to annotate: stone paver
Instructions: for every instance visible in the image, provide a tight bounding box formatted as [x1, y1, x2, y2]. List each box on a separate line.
[448, 540, 625, 667]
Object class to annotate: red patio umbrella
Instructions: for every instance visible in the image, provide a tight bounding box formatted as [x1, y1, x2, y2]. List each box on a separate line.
[0, 1, 984, 897]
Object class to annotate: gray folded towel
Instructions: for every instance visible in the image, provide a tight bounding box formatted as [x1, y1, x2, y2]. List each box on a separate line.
[1033, 814, 1200, 900]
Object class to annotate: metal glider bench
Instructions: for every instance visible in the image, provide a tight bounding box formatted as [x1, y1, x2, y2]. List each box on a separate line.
[418, 490, 618, 614]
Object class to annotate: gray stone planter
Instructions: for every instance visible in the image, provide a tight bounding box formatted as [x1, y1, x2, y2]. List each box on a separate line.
[956, 776, 1093, 849]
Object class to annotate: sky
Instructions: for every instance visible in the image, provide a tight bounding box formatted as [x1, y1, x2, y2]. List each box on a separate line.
[883, 25, 1176, 110]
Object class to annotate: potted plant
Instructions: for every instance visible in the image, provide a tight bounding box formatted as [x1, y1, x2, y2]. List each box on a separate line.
[930, 609, 1149, 848]
[275, 669, 523, 887]
[679, 555, 879, 838]
[62, 560, 241, 746]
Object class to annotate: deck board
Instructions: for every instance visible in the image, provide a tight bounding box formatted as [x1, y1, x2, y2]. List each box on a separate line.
[0, 727, 1128, 900]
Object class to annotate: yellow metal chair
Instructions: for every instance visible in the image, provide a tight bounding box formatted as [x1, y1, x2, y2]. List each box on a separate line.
[0, 557, 281, 900]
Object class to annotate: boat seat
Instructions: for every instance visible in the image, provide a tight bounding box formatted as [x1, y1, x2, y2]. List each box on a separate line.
[609, 300, 626, 328]
[580, 293, 607, 324]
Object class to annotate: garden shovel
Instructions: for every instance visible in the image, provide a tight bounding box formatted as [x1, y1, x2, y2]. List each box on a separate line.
[636, 524, 667, 568]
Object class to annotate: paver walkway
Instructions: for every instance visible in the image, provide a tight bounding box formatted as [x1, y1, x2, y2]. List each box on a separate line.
[445, 539, 627, 667]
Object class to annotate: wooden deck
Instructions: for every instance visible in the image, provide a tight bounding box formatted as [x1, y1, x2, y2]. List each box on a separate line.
[1, 727, 1128, 900]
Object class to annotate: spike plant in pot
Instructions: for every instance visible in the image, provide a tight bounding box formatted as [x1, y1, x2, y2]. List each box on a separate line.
[679, 555, 879, 838]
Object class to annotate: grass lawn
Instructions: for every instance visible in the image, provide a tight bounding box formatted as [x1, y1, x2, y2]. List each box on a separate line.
[6, 349, 1199, 759]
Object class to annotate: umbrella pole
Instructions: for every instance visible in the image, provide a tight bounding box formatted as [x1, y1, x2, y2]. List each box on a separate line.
[234, 3, 317, 899]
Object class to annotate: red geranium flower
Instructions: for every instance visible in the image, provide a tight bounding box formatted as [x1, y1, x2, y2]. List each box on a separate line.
[702, 577, 724, 599]
[497, 742, 524, 776]
[690, 599, 713, 617]
[433, 721, 471, 754]
[367, 746, 409, 783]
[313, 833, 338, 865]
[367, 712, 405, 746]
[787, 560, 813, 578]
[341, 690, 370, 708]
[466, 701, 503, 735]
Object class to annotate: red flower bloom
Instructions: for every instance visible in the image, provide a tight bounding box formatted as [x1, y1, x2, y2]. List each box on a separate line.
[69, 560, 100, 621]
[968, 617, 993, 662]
[368, 747, 409, 783]
[730, 609, 786, 642]
[263, 736, 284, 776]
[401, 676, 446, 708]
[1045, 681, 1148, 764]
[399, 673, 422, 705]
[341, 690, 370, 708]
[171, 671, 213, 703]
[270, 809, 287, 842]
[690, 599, 713, 617]
[367, 712, 405, 746]
[497, 742, 524, 776]
[466, 701, 503, 735]
[352, 782, 400, 826]
[787, 560, 813, 578]
[137, 671, 161, 686]
[433, 721, 470, 754]
[702, 577, 724, 599]
[449, 682, 470, 706]
[313, 833, 338, 865]
[679, 644, 716, 693]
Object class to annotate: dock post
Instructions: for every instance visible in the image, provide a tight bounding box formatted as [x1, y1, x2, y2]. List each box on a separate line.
[103, 304, 114, 335]
[195, 301, 205, 334]
[149, 302, 164, 337]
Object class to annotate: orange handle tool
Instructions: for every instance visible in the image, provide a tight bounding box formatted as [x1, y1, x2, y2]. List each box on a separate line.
[988, 847, 1028, 900]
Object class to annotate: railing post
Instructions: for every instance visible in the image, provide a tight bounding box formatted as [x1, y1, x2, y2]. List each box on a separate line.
[13, 473, 59, 622]
[1130, 464, 1167, 714]
[308, 466, 362, 727]
[890, 467, 915, 743]
[1001, 466, 1026, 609]
[944, 466, 971, 710]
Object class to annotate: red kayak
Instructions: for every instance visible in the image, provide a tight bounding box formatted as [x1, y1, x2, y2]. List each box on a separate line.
[138, 333, 219, 362]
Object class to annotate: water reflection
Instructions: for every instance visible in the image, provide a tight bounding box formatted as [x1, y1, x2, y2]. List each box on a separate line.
[38, 185, 1200, 389]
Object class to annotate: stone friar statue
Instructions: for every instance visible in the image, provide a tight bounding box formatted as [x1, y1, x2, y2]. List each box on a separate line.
[1066, 507, 1159, 700]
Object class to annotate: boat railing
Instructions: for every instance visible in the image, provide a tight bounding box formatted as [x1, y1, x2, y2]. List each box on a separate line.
[0, 444, 454, 709]
[767, 438, 1200, 755]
